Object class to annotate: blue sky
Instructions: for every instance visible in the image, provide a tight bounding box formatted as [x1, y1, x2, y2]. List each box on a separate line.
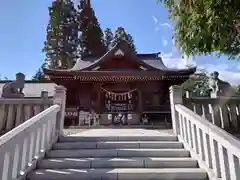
[0, 0, 239, 84]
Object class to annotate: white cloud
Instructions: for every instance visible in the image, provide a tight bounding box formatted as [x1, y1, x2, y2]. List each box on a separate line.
[162, 53, 194, 69]
[218, 71, 240, 85]
[160, 52, 240, 85]
[159, 23, 172, 29]
[162, 39, 168, 47]
[153, 16, 173, 32]
[152, 15, 158, 24]
[236, 64, 240, 71]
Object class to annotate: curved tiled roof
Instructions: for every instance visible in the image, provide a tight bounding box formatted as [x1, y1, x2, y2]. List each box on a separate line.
[70, 55, 196, 74]
[44, 40, 196, 74]
[71, 59, 98, 71]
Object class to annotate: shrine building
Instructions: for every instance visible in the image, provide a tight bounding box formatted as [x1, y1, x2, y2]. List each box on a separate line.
[44, 40, 196, 125]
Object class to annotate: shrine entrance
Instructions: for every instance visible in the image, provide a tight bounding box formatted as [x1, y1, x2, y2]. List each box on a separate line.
[100, 84, 138, 124]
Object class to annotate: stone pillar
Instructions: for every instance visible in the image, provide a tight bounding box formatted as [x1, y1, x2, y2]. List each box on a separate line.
[210, 92, 218, 98]
[169, 85, 183, 135]
[41, 91, 48, 100]
[53, 85, 66, 136]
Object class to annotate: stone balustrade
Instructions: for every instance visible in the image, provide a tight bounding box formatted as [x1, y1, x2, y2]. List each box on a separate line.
[170, 85, 240, 180]
[0, 85, 66, 180]
[183, 94, 240, 131]
[0, 91, 53, 135]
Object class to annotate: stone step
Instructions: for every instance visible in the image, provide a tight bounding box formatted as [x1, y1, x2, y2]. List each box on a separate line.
[59, 135, 178, 142]
[37, 157, 198, 169]
[52, 141, 183, 149]
[46, 149, 190, 158]
[28, 168, 207, 180]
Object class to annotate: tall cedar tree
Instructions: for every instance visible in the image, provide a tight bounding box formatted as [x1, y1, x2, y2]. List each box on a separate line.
[78, 0, 106, 57]
[110, 27, 137, 53]
[158, 0, 240, 60]
[32, 69, 45, 81]
[32, 64, 47, 81]
[104, 28, 114, 50]
[43, 0, 79, 69]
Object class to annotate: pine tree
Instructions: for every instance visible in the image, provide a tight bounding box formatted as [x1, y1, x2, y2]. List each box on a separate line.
[77, 0, 107, 57]
[43, 0, 79, 69]
[111, 27, 137, 53]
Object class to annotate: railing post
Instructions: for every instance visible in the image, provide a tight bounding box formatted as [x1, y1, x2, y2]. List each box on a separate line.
[169, 85, 183, 135]
[185, 91, 190, 98]
[41, 90, 48, 100]
[53, 85, 66, 136]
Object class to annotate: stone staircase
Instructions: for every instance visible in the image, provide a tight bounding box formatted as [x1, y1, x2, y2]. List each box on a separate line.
[27, 135, 208, 180]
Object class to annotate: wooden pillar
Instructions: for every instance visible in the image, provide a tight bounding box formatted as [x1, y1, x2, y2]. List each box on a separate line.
[159, 81, 165, 104]
[97, 88, 101, 113]
[96, 83, 102, 113]
[138, 89, 142, 113]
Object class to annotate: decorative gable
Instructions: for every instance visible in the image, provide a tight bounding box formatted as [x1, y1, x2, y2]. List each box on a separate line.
[114, 49, 124, 57]
[73, 40, 160, 71]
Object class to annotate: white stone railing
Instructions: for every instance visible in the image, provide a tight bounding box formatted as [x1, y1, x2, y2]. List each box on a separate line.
[0, 105, 60, 180]
[0, 98, 53, 135]
[183, 96, 240, 131]
[0, 85, 66, 180]
[170, 85, 240, 180]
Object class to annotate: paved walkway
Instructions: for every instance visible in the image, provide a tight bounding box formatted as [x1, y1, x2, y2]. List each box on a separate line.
[67, 128, 174, 137]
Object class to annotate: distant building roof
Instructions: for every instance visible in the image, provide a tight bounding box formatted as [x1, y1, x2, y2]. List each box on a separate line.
[0, 81, 56, 97]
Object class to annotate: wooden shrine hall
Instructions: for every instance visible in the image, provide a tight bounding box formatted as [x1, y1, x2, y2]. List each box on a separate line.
[44, 40, 196, 126]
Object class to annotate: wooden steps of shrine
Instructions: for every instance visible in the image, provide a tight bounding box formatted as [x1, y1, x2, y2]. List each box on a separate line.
[27, 135, 208, 180]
